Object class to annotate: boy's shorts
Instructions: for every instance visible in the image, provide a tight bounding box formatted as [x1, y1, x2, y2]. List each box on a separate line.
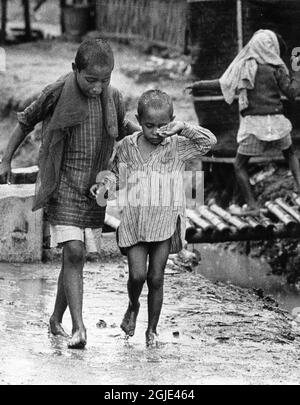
[237, 134, 292, 156]
[50, 225, 102, 253]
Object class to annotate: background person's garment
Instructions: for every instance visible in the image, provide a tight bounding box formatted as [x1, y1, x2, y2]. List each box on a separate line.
[219, 29, 288, 112]
[17, 73, 138, 227]
[241, 64, 300, 117]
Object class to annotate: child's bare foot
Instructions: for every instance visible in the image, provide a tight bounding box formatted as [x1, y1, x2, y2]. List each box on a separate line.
[49, 315, 69, 338]
[145, 330, 158, 347]
[120, 303, 140, 337]
[67, 328, 87, 349]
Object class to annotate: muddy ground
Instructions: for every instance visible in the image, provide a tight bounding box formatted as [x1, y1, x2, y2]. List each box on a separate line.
[0, 237, 300, 385]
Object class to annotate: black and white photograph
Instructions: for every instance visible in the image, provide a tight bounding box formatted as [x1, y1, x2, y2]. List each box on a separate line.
[0, 0, 300, 387]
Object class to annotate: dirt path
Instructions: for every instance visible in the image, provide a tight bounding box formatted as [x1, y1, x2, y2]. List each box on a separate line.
[0, 241, 300, 385]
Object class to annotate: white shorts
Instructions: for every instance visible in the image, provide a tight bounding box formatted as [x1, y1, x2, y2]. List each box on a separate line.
[50, 225, 102, 254]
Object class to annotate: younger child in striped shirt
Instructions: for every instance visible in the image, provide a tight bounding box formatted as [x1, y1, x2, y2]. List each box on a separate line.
[91, 90, 216, 346]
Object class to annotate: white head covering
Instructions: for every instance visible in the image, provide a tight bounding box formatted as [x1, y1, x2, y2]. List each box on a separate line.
[219, 29, 288, 111]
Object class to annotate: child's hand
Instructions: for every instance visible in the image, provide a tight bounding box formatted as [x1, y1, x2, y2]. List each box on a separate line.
[90, 182, 109, 207]
[158, 121, 185, 138]
[184, 81, 202, 94]
[184, 84, 194, 94]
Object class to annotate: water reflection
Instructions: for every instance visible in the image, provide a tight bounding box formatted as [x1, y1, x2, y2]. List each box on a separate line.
[2, 256, 295, 384]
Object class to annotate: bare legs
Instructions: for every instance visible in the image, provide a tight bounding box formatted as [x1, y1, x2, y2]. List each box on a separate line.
[49, 240, 87, 349]
[50, 236, 172, 348]
[49, 250, 68, 337]
[120, 244, 148, 336]
[121, 239, 171, 345]
[282, 146, 300, 194]
[146, 239, 171, 345]
[234, 147, 300, 209]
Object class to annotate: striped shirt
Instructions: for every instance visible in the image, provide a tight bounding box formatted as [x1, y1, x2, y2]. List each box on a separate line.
[108, 123, 216, 253]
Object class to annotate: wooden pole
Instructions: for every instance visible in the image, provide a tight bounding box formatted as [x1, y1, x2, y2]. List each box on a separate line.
[236, 0, 243, 52]
[236, 0, 243, 128]
[265, 201, 297, 228]
[0, 0, 7, 44]
[208, 202, 250, 231]
[275, 198, 300, 223]
[22, 0, 31, 40]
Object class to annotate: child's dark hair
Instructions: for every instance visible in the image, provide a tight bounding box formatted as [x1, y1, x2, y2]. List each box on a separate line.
[75, 38, 114, 72]
[137, 89, 174, 117]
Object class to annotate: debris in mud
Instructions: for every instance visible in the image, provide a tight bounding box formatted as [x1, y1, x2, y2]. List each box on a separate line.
[96, 319, 107, 329]
[172, 331, 180, 337]
[86, 252, 100, 262]
[26, 319, 47, 328]
[167, 248, 201, 272]
[215, 336, 230, 342]
[121, 56, 191, 83]
[253, 288, 279, 308]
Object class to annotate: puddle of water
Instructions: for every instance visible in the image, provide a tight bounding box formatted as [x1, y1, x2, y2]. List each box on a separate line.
[194, 244, 300, 313]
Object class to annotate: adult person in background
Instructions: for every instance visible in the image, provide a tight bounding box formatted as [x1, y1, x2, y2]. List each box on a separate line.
[187, 30, 300, 211]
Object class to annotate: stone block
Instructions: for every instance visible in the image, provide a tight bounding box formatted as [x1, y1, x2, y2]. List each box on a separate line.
[0, 184, 43, 262]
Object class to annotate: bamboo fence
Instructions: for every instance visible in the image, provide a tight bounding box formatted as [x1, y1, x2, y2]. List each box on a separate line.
[95, 0, 188, 51]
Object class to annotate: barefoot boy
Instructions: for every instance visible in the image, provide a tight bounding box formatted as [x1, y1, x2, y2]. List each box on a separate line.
[91, 90, 216, 346]
[0, 38, 139, 349]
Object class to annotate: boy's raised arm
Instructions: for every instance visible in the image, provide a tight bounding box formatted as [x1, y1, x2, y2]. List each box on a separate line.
[275, 66, 300, 100]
